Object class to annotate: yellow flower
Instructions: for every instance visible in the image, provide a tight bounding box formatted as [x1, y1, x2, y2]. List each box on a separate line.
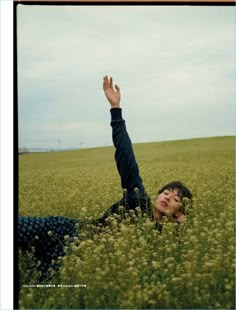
[151, 261, 160, 270]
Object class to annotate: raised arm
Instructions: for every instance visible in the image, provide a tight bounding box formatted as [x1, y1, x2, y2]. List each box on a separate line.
[103, 75, 144, 195]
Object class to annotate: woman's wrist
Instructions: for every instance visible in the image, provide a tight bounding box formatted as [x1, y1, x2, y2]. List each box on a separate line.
[110, 103, 120, 109]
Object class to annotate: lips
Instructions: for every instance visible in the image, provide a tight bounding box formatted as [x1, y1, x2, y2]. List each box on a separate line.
[160, 201, 168, 207]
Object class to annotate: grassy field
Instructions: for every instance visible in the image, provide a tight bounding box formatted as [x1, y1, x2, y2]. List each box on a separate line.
[18, 136, 235, 309]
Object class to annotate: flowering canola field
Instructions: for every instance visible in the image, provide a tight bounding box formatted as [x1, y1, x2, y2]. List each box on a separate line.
[19, 136, 235, 309]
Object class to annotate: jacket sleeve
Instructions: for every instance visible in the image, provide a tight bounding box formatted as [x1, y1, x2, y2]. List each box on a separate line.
[18, 216, 78, 277]
[95, 108, 152, 224]
[110, 108, 145, 195]
[18, 216, 78, 249]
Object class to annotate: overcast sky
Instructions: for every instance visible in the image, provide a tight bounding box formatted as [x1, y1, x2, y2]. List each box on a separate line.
[17, 5, 235, 149]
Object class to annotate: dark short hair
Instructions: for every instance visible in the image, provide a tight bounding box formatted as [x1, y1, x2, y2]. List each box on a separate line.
[158, 181, 193, 200]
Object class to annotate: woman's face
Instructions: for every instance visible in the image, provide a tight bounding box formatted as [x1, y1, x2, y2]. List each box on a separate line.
[155, 188, 183, 217]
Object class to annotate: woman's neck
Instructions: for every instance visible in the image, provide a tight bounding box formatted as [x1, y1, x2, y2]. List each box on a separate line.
[152, 208, 163, 223]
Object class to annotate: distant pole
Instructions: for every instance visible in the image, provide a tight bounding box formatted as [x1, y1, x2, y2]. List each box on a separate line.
[57, 138, 61, 151]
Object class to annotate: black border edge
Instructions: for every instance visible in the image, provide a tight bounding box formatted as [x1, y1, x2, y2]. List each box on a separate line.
[13, 1, 19, 309]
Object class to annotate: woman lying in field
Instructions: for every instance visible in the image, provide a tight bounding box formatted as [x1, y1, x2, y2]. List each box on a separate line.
[18, 75, 192, 278]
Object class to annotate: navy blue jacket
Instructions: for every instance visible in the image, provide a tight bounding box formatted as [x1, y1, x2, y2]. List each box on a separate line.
[96, 108, 151, 223]
[18, 108, 152, 276]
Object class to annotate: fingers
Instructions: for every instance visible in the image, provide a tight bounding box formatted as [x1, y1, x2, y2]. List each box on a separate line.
[103, 75, 109, 91]
[103, 75, 108, 84]
[103, 75, 112, 92]
[110, 77, 113, 89]
[115, 84, 120, 93]
[103, 75, 119, 92]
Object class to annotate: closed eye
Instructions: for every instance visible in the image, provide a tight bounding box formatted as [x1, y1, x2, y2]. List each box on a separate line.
[174, 197, 181, 202]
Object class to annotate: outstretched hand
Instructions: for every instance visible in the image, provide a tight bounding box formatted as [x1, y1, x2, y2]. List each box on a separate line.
[103, 75, 121, 108]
